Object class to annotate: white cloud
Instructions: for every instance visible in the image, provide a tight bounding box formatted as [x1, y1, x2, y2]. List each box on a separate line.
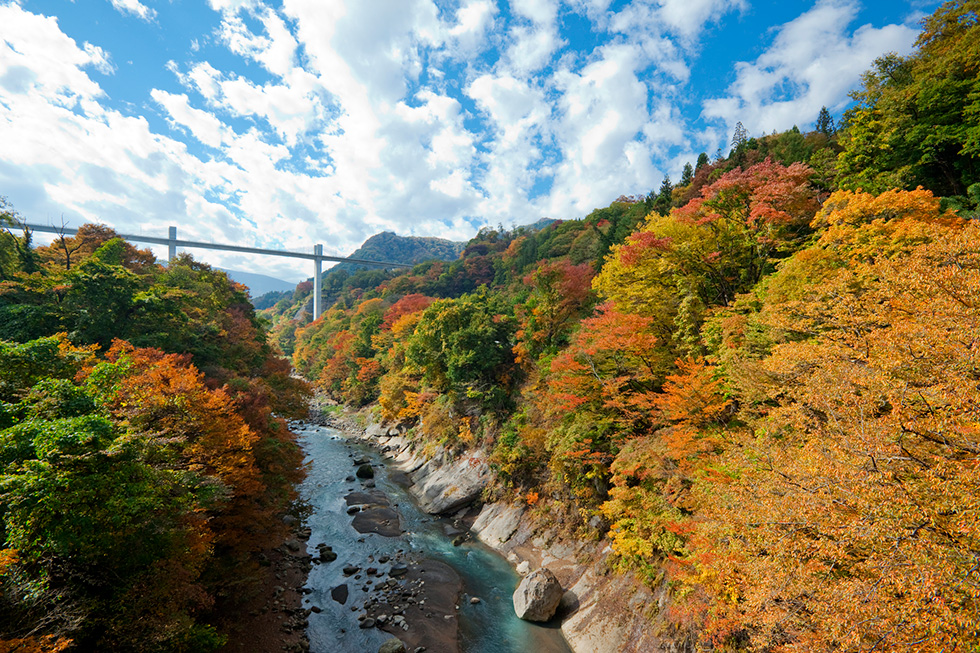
[225, 77, 320, 143]
[108, 0, 157, 22]
[547, 42, 666, 212]
[274, 0, 489, 243]
[0, 6, 111, 102]
[657, 0, 746, 39]
[506, 25, 563, 74]
[83, 42, 115, 75]
[449, 0, 496, 51]
[207, 0, 259, 13]
[466, 73, 552, 219]
[702, 0, 920, 137]
[217, 6, 298, 77]
[170, 65, 324, 147]
[512, 0, 559, 25]
[0, 0, 937, 282]
[378, 88, 481, 216]
[185, 61, 222, 100]
[152, 89, 229, 148]
[609, 0, 746, 43]
[430, 169, 468, 198]
[503, 0, 563, 74]
[563, 0, 614, 23]
[467, 73, 550, 141]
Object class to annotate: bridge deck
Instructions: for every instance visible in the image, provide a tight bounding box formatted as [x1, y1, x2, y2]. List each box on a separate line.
[21, 223, 412, 319]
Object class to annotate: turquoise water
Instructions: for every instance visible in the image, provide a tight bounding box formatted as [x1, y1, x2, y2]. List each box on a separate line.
[293, 422, 572, 653]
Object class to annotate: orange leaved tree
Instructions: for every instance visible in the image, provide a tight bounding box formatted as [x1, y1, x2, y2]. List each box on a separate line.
[693, 189, 980, 651]
[545, 303, 667, 502]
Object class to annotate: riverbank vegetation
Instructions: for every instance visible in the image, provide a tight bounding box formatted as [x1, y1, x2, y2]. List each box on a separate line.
[0, 219, 310, 651]
[277, 3, 980, 651]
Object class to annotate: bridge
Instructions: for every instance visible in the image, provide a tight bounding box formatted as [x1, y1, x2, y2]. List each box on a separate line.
[23, 223, 413, 320]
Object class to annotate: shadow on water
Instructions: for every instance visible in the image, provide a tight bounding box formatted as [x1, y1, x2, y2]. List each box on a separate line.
[293, 422, 573, 653]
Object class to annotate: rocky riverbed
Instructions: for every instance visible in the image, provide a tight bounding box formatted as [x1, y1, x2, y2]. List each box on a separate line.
[291, 418, 572, 653]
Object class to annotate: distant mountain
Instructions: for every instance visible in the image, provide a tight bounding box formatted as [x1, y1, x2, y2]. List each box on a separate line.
[218, 268, 296, 298]
[333, 231, 465, 272]
[522, 218, 559, 232]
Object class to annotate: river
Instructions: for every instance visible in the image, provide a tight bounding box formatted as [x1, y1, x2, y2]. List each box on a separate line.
[293, 421, 573, 653]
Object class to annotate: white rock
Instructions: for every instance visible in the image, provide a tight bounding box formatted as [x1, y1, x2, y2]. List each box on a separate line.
[411, 449, 492, 514]
[365, 421, 387, 437]
[472, 502, 524, 547]
[513, 568, 563, 622]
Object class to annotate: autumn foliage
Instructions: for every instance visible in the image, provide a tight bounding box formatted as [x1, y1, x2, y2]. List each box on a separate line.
[269, 146, 980, 653]
[0, 227, 309, 650]
[232, 5, 980, 649]
[289, 174, 977, 653]
[689, 191, 980, 651]
[513, 260, 595, 364]
[544, 304, 664, 500]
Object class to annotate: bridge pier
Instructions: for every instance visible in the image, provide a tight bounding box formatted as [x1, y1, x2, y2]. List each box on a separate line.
[313, 244, 322, 321]
[168, 226, 177, 262]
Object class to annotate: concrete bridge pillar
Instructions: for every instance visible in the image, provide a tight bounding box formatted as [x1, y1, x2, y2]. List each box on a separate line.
[313, 244, 322, 321]
[168, 226, 177, 262]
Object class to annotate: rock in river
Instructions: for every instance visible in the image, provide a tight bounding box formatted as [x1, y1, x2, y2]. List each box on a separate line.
[351, 506, 402, 537]
[513, 568, 563, 622]
[331, 584, 349, 605]
[379, 637, 407, 653]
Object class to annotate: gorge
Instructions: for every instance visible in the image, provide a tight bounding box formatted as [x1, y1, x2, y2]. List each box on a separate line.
[293, 418, 573, 653]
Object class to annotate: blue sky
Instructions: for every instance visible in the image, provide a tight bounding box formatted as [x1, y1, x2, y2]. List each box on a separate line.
[0, 0, 937, 281]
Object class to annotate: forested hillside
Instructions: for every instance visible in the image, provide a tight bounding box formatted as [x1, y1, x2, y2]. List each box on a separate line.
[288, 3, 980, 651]
[260, 232, 467, 356]
[0, 219, 310, 651]
[336, 232, 467, 272]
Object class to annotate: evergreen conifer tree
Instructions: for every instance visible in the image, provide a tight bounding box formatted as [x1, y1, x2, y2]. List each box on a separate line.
[731, 121, 748, 151]
[695, 152, 709, 173]
[680, 162, 694, 186]
[655, 175, 673, 213]
[816, 106, 836, 135]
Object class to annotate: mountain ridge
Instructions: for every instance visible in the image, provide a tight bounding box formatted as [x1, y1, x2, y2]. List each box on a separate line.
[218, 267, 296, 298]
[332, 231, 466, 273]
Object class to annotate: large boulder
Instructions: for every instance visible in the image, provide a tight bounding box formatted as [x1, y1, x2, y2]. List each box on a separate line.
[513, 568, 563, 622]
